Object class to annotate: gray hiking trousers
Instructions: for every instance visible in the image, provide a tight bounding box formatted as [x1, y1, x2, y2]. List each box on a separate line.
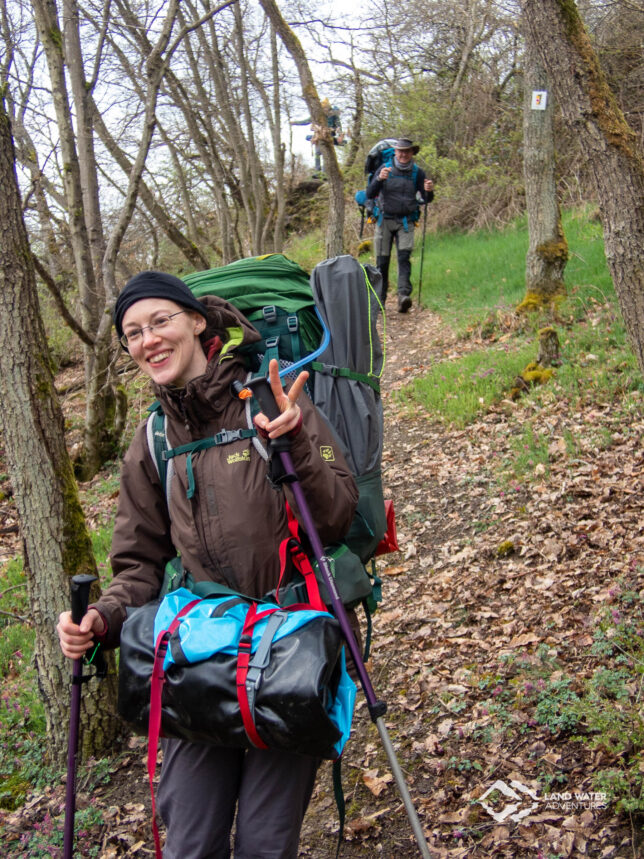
[374, 217, 416, 257]
[374, 218, 416, 296]
[158, 738, 320, 858]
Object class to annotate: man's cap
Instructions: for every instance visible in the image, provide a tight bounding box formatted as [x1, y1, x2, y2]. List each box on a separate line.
[113, 270, 208, 342]
[394, 137, 420, 154]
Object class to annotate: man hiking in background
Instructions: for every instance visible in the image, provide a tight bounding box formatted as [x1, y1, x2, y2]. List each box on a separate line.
[366, 137, 434, 313]
[292, 99, 347, 177]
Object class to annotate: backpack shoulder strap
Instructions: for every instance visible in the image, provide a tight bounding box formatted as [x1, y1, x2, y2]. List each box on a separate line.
[146, 376, 267, 505]
[146, 402, 173, 506]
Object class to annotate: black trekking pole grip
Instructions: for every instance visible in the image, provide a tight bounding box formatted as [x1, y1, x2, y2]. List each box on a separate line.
[244, 376, 282, 422]
[71, 573, 97, 625]
[64, 573, 97, 859]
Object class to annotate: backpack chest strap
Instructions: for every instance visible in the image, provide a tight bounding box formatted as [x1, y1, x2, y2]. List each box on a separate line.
[163, 429, 257, 499]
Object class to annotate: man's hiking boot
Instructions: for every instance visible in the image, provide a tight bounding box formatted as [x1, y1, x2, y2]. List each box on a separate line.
[397, 295, 412, 313]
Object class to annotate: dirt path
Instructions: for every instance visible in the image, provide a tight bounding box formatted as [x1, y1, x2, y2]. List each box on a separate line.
[298, 299, 644, 858]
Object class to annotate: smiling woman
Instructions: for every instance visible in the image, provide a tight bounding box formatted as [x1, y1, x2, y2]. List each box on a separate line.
[55, 268, 359, 858]
[122, 300, 208, 388]
[113, 271, 210, 388]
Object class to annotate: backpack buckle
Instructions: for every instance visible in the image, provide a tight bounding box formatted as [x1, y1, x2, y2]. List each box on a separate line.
[214, 429, 243, 445]
[287, 315, 299, 333]
[262, 305, 277, 324]
[265, 336, 279, 350]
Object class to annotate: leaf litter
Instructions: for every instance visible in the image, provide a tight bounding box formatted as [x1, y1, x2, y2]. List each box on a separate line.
[1, 299, 643, 857]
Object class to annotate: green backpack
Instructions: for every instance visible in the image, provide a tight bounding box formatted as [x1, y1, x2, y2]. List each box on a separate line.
[185, 254, 323, 378]
[148, 253, 388, 644]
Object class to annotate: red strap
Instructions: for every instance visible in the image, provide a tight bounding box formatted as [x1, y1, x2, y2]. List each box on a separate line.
[290, 545, 326, 612]
[278, 504, 326, 611]
[236, 602, 270, 749]
[147, 599, 201, 858]
[285, 500, 300, 540]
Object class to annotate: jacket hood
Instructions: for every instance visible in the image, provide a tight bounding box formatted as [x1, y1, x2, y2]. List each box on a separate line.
[198, 293, 262, 351]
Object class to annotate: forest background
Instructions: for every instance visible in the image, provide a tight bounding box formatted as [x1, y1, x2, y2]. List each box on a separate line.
[1, 0, 644, 855]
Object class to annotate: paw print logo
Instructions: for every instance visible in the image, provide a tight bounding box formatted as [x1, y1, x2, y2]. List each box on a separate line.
[320, 446, 335, 462]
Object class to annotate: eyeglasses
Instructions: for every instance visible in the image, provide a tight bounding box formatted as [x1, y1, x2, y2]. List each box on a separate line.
[120, 311, 186, 349]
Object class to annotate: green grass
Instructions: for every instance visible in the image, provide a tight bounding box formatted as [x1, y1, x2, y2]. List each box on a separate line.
[412, 206, 614, 330]
[283, 227, 326, 271]
[414, 219, 528, 328]
[0, 557, 49, 811]
[0, 482, 116, 812]
[395, 205, 641, 431]
[397, 341, 536, 427]
[0, 558, 31, 676]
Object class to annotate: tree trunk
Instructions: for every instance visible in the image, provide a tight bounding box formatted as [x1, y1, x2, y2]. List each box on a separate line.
[31, 0, 122, 481]
[258, 0, 345, 258]
[521, 17, 567, 306]
[271, 24, 287, 251]
[63, 0, 107, 289]
[343, 59, 364, 172]
[521, 0, 644, 374]
[537, 326, 561, 367]
[0, 97, 119, 767]
[233, 2, 269, 255]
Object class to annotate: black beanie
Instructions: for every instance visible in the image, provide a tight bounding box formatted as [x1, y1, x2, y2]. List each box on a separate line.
[113, 271, 208, 341]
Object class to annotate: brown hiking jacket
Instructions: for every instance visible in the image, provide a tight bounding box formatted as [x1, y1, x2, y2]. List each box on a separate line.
[94, 295, 359, 648]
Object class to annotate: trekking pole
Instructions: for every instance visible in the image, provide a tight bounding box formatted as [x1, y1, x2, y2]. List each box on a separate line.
[417, 201, 428, 308]
[63, 573, 97, 859]
[243, 378, 432, 859]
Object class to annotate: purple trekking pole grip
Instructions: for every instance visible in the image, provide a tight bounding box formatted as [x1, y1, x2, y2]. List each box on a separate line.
[63, 573, 96, 859]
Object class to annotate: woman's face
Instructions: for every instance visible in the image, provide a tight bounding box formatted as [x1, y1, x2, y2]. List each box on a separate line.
[121, 298, 207, 387]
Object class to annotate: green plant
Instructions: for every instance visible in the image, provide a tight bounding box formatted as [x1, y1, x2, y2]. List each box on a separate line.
[534, 677, 581, 734]
[503, 422, 551, 482]
[448, 756, 483, 774]
[5, 804, 105, 858]
[568, 586, 644, 813]
[395, 342, 535, 427]
[0, 677, 50, 810]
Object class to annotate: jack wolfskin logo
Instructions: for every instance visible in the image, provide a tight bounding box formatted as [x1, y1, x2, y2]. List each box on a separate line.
[320, 446, 335, 462]
[227, 450, 250, 464]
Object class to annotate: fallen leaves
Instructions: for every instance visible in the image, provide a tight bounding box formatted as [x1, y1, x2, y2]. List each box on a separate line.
[4, 304, 644, 858]
[362, 769, 393, 797]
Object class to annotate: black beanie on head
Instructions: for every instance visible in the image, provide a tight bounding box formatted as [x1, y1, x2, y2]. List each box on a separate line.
[113, 271, 208, 341]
